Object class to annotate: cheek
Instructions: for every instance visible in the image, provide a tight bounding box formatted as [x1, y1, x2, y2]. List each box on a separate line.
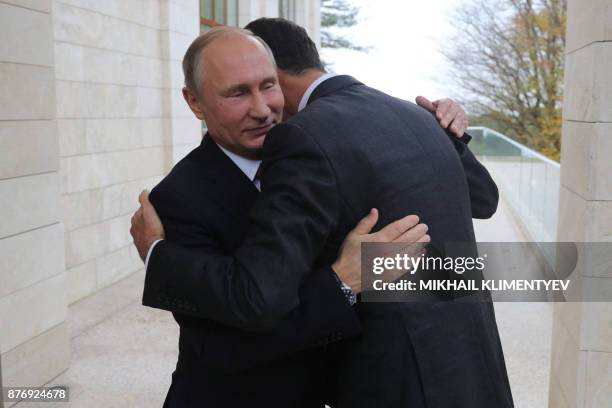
[216, 101, 249, 128]
[269, 89, 285, 113]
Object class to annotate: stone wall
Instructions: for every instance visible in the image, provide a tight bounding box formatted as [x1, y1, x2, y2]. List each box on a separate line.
[0, 0, 70, 393]
[550, 0, 612, 406]
[53, 0, 201, 304]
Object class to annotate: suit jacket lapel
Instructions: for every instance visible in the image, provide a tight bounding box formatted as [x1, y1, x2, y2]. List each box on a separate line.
[197, 134, 259, 219]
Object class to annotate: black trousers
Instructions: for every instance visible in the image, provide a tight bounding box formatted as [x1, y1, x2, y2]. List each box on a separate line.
[163, 347, 327, 408]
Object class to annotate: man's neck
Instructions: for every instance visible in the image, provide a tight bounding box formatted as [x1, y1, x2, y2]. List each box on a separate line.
[294, 70, 327, 106]
[281, 69, 326, 114]
[209, 134, 261, 160]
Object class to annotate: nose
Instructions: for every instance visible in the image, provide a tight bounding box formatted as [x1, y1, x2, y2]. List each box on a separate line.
[249, 91, 272, 119]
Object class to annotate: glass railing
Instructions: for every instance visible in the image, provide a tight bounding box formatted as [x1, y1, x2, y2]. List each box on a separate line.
[468, 126, 561, 243]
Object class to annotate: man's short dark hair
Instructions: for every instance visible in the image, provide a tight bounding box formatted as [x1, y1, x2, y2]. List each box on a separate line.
[245, 18, 325, 75]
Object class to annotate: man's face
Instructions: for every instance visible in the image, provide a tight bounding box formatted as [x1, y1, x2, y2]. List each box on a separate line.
[185, 35, 284, 159]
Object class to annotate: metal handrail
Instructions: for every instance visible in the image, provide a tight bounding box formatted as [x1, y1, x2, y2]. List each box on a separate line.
[469, 126, 561, 244]
[469, 126, 560, 168]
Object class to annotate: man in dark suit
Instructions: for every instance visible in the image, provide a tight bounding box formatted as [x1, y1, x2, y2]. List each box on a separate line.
[149, 132, 433, 407]
[132, 21, 512, 407]
[134, 25, 464, 408]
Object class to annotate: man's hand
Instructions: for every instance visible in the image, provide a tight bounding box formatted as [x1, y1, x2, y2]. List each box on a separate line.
[332, 209, 430, 294]
[416, 95, 469, 138]
[130, 190, 165, 261]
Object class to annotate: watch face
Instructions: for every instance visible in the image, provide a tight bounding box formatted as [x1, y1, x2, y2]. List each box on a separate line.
[340, 284, 357, 305]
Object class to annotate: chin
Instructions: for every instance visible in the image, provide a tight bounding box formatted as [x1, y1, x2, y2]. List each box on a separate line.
[246, 136, 265, 153]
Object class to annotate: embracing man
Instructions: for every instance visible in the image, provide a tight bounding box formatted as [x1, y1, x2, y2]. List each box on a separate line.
[131, 18, 513, 408]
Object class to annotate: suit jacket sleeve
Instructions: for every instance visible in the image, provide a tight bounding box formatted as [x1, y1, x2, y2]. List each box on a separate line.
[145, 184, 360, 348]
[447, 130, 499, 219]
[144, 122, 357, 334]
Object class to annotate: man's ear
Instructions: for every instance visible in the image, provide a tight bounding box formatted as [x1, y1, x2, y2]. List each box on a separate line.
[276, 70, 290, 90]
[182, 86, 206, 120]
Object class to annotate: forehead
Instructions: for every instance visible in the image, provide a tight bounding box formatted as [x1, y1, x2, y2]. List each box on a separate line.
[201, 35, 277, 87]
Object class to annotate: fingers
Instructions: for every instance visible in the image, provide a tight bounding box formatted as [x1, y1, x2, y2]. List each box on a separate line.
[393, 222, 429, 243]
[449, 110, 468, 137]
[435, 98, 469, 137]
[139, 190, 151, 208]
[395, 241, 429, 267]
[435, 98, 451, 124]
[415, 95, 435, 112]
[461, 116, 469, 135]
[438, 100, 460, 128]
[375, 214, 420, 241]
[130, 207, 142, 238]
[419, 96, 467, 135]
[139, 190, 158, 220]
[449, 120, 463, 137]
[416, 233, 431, 243]
[130, 207, 141, 226]
[352, 208, 379, 235]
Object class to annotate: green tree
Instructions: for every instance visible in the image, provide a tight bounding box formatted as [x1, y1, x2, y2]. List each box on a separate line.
[444, 0, 566, 161]
[321, 0, 366, 51]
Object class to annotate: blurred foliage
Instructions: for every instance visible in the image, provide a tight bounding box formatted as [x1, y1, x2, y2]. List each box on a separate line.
[445, 0, 566, 162]
[321, 0, 366, 51]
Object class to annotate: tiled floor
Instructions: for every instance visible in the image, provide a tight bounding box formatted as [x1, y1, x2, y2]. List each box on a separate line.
[15, 270, 177, 408]
[17, 196, 552, 407]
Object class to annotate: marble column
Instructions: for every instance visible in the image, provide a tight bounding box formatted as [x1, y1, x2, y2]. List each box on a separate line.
[550, 0, 612, 406]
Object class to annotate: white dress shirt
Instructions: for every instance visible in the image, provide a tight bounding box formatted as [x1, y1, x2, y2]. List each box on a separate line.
[298, 72, 337, 112]
[216, 144, 262, 191]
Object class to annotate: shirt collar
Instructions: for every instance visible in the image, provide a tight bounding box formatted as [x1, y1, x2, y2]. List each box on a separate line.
[298, 72, 338, 112]
[216, 143, 261, 182]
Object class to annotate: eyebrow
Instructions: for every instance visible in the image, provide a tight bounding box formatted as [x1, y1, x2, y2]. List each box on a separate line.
[223, 83, 250, 95]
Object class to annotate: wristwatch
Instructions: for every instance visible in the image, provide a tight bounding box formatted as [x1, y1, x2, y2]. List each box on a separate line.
[334, 274, 357, 306]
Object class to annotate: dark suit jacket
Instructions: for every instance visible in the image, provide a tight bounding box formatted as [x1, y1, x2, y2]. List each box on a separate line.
[145, 76, 513, 407]
[149, 135, 360, 407]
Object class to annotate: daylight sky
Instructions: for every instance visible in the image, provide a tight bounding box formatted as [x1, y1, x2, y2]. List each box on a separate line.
[321, 0, 465, 104]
